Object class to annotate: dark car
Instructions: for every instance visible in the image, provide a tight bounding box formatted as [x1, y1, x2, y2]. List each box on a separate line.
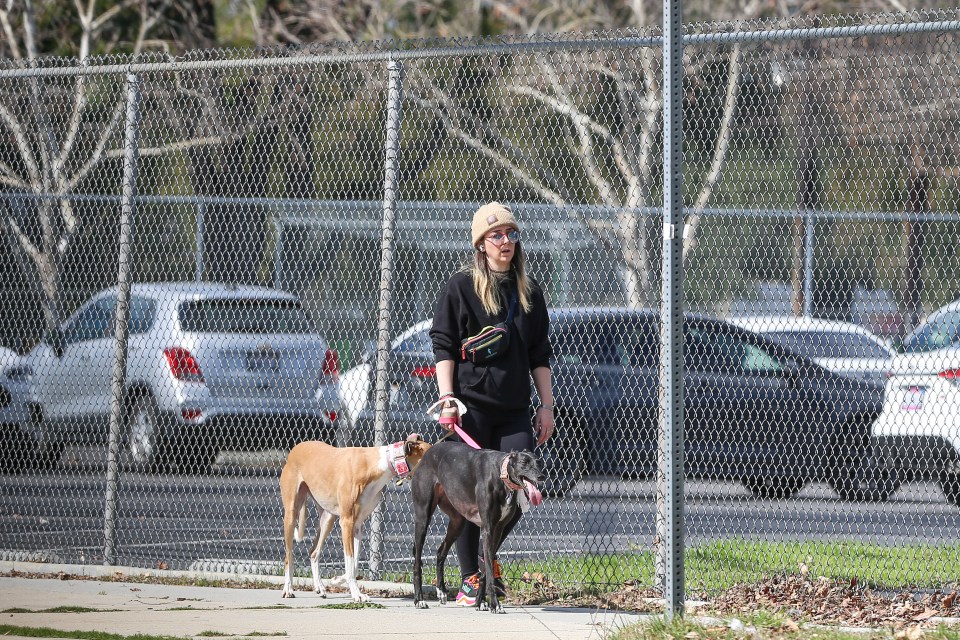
[350, 308, 894, 500]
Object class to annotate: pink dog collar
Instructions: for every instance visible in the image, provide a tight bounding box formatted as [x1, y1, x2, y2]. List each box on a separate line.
[389, 442, 410, 478]
[500, 455, 524, 492]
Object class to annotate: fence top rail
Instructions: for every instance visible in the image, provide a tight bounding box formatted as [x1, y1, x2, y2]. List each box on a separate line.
[6, 193, 959, 224]
[0, 17, 956, 80]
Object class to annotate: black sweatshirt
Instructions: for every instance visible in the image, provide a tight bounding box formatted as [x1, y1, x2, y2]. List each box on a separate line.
[430, 270, 551, 413]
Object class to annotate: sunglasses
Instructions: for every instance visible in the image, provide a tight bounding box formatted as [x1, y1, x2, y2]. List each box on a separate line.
[485, 229, 520, 245]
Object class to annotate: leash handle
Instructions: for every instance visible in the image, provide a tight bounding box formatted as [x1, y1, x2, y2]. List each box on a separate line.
[426, 397, 481, 450]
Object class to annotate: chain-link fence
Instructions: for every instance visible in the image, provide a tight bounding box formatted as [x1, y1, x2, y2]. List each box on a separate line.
[1, 10, 960, 603]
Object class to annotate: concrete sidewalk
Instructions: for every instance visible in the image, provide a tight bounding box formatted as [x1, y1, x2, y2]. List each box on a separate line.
[0, 561, 646, 640]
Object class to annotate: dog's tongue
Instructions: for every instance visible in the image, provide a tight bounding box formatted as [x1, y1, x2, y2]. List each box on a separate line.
[523, 479, 542, 506]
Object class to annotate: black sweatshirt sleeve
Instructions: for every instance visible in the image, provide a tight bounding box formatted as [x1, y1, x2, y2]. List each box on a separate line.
[526, 281, 552, 370]
[430, 274, 464, 363]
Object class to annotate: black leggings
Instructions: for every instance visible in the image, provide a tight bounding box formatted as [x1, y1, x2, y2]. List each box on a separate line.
[453, 405, 533, 579]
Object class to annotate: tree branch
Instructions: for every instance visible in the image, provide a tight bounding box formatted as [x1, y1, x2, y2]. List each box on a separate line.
[683, 44, 741, 263]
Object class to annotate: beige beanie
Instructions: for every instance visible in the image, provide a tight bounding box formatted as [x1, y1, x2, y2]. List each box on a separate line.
[471, 202, 519, 248]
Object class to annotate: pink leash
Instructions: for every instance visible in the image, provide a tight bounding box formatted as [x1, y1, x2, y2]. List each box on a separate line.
[438, 415, 482, 450]
[430, 397, 482, 450]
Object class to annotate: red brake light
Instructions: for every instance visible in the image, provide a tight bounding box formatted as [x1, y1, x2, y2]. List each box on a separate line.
[411, 365, 436, 378]
[323, 349, 340, 381]
[938, 368, 960, 381]
[164, 347, 204, 382]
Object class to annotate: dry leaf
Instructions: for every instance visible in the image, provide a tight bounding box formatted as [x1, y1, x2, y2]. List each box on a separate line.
[942, 591, 957, 610]
[904, 625, 925, 640]
[912, 609, 937, 622]
[799, 562, 809, 577]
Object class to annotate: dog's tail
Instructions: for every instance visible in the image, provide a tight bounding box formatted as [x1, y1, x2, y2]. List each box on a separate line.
[294, 499, 308, 543]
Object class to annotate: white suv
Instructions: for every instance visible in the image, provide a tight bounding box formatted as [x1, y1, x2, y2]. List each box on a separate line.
[26, 282, 342, 472]
[872, 301, 960, 506]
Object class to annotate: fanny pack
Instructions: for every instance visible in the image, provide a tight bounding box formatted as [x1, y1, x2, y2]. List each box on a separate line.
[460, 289, 518, 365]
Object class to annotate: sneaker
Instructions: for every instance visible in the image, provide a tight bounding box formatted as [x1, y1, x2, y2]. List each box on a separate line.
[455, 572, 481, 607]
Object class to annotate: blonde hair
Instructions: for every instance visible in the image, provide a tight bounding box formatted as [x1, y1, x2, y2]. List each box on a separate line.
[468, 241, 534, 316]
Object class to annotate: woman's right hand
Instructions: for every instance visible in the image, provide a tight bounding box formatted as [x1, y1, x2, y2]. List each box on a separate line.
[439, 400, 460, 430]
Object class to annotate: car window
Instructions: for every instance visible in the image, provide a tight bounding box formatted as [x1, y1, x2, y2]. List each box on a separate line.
[63, 296, 116, 344]
[128, 296, 157, 335]
[179, 298, 314, 334]
[611, 318, 659, 368]
[397, 330, 432, 354]
[686, 324, 782, 374]
[766, 330, 890, 359]
[553, 317, 618, 366]
[903, 311, 960, 353]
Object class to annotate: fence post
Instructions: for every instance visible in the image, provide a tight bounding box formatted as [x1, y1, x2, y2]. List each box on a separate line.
[369, 57, 404, 580]
[657, 0, 685, 620]
[103, 73, 141, 566]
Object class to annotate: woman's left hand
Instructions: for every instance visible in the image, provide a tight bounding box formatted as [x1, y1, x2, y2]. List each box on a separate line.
[534, 406, 554, 445]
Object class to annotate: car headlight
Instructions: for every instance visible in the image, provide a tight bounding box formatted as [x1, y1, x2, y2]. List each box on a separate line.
[3, 365, 32, 384]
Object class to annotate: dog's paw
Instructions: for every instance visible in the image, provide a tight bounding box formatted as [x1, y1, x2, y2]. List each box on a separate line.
[280, 590, 295, 599]
[414, 600, 430, 610]
[477, 601, 489, 612]
[491, 602, 506, 614]
[437, 592, 447, 606]
[352, 592, 370, 603]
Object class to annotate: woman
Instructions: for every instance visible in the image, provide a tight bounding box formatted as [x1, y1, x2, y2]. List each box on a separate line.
[429, 201, 555, 606]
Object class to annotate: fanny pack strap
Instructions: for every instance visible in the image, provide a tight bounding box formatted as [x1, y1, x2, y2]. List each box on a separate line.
[505, 288, 518, 324]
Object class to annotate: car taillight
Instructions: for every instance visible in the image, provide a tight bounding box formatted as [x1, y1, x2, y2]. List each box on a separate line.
[938, 368, 960, 383]
[322, 349, 340, 381]
[164, 347, 204, 383]
[411, 365, 436, 378]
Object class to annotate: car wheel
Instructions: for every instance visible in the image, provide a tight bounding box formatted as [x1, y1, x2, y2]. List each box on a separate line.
[742, 476, 805, 499]
[940, 472, 960, 508]
[122, 394, 167, 472]
[535, 418, 586, 498]
[827, 437, 900, 502]
[25, 407, 63, 472]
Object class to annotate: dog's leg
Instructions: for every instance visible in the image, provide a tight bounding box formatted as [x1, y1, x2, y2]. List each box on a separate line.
[411, 486, 433, 609]
[331, 519, 364, 588]
[480, 522, 505, 614]
[435, 512, 466, 607]
[338, 511, 369, 603]
[308, 509, 337, 597]
[280, 500, 297, 598]
[280, 477, 309, 598]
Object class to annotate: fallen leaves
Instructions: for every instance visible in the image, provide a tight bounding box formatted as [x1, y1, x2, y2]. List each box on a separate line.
[709, 574, 960, 630]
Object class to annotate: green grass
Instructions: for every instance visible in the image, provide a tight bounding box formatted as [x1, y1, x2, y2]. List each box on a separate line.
[386, 539, 960, 599]
[2, 607, 118, 614]
[312, 602, 386, 610]
[0, 625, 188, 640]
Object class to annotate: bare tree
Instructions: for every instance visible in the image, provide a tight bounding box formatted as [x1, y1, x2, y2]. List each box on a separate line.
[0, 0, 176, 329]
[404, 1, 757, 307]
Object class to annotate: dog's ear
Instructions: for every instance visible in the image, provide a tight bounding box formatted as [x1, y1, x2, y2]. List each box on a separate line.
[404, 439, 423, 456]
[406, 433, 422, 442]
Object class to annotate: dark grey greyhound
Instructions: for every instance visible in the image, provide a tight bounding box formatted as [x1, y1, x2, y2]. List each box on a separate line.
[411, 440, 544, 613]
